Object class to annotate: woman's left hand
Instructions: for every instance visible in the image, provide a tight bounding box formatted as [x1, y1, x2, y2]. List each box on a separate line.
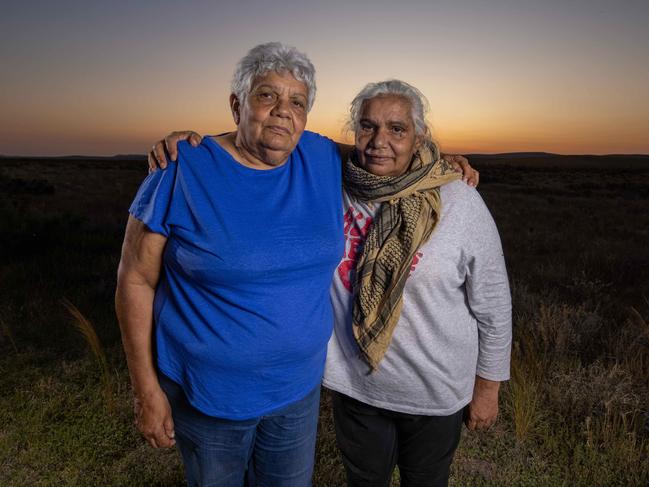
[442, 154, 479, 187]
[464, 376, 500, 431]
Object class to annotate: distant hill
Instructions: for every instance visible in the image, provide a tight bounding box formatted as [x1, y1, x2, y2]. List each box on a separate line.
[0, 154, 146, 161]
[467, 152, 558, 158]
[466, 153, 649, 170]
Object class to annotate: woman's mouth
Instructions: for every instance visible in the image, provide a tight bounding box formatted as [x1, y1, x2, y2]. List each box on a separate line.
[365, 154, 391, 163]
[267, 125, 290, 135]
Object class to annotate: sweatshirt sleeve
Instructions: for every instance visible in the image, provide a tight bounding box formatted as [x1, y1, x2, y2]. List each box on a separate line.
[463, 189, 512, 381]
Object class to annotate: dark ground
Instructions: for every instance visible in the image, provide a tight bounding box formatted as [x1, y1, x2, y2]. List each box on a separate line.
[1, 154, 648, 486]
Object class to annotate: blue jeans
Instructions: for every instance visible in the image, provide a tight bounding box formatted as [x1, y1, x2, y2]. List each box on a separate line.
[159, 373, 320, 487]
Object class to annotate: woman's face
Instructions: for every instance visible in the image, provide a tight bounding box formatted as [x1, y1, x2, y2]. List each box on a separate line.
[232, 71, 309, 166]
[355, 95, 421, 177]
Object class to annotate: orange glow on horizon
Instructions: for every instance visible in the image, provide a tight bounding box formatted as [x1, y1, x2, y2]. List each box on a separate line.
[2, 1, 648, 157]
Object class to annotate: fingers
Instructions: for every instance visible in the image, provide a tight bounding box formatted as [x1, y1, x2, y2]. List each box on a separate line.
[474, 417, 496, 430]
[446, 156, 464, 174]
[467, 168, 479, 188]
[145, 432, 173, 448]
[456, 158, 479, 188]
[463, 406, 497, 431]
[138, 421, 176, 448]
[145, 434, 159, 449]
[154, 427, 176, 448]
[188, 131, 203, 147]
[147, 151, 159, 173]
[165, 134, 180, 162]
[153, 141, 169, 169]
[147, 131, 202, 173]
[443, 154, 479, 188]
[466, 416, 494, 431]
[133, 396, 176, 449]
[465, 415, 477, 431]
[163, 416, 176, 445]
[164, 131, 202, 162]
[464, 412, 486, 430]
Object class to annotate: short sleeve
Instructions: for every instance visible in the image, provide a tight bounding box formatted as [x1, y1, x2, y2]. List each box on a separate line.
[128, 163, 178, 237]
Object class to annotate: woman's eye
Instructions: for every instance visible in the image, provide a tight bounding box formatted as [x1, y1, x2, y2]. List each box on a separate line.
[258, 92, 276, 101]
[360, 123, 373, 132]
[292, 100, 306, 109]
[391, 126, 405, 134]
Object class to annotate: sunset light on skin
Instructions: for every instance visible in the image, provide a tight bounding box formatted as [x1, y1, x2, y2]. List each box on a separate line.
[1, 0, 647, 156]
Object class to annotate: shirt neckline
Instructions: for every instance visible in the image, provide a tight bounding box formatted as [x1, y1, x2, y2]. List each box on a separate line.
[203, 135, 292, 175]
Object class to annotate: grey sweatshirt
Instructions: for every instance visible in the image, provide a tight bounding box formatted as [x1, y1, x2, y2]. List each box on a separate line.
[323, 180, 512, 416]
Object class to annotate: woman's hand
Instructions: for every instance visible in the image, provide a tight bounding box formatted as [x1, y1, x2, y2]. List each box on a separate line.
[442, 154, 479, 187]
[464, 376, 500, 431]
[134, 386, 176, 448]
[148, 131, 203, 172]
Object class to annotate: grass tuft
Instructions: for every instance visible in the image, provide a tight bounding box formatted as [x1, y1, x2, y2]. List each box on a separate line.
[61, 298, 115, 412]
[506, 335, 543, 442]
[0, 317, 18, 353]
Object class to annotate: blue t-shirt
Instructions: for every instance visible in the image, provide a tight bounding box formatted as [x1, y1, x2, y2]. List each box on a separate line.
[129, 131, 343, 419]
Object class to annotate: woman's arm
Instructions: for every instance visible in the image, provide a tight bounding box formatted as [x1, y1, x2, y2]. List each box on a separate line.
[115, 216, 175, 448]
[462, 190, 512, 431]
[147, 133, 480, 187]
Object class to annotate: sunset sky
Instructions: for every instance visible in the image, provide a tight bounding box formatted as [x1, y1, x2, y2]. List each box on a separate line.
[1, 0, 648, 156]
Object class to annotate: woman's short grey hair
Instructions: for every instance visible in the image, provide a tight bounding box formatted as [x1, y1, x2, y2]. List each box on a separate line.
[347, 79, 433, 143]
[231, 42, 317, 112]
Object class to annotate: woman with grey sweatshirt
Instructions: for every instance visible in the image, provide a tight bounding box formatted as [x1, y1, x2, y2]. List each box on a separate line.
[323, 80, 511, 487]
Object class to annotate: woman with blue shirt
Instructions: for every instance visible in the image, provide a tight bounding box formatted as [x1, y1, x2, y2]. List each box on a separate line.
[116, 43, 344, 486]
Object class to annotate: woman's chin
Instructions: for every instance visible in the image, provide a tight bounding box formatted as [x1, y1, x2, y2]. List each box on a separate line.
[361, 160, 397, 177]
[260, 133, 299, 153]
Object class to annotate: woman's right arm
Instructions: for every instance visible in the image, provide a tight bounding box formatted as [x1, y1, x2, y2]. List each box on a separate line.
[115, 216, 175, 448]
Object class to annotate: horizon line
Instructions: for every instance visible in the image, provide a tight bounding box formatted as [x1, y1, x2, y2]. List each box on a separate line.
[2, 151, 649, 159]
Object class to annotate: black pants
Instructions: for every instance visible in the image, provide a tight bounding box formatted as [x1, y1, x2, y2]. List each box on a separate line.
[332, 392, 463, 487]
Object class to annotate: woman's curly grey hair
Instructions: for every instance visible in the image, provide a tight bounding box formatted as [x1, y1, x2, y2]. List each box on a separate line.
[231, 42, 317, 112]
[347, 79, 434, 145]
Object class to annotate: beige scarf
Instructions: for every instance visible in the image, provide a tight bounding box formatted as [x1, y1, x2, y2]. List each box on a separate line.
[343, 143, 460, 370]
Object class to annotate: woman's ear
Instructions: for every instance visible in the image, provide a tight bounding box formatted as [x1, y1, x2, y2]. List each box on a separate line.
[230, 94, 241, 125]
[414, 134, 424, 152]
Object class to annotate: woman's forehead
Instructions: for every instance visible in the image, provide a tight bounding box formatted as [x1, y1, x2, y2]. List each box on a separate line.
[361, 95, 413, 121]
[250, 71, 307, 95]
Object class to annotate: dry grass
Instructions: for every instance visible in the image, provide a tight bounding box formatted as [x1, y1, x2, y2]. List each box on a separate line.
[506, 345, 542, 442]
[626, 304, 649, 375]
[61, 298, 115, 411]
[1, 156, 648, 485]
[0, 317, 18, 353]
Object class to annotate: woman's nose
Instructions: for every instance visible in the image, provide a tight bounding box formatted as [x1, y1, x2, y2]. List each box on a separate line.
[370, 128, 388, 149]
[271, 97, 291, 117]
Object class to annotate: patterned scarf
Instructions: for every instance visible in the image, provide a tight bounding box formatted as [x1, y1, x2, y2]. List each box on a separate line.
[343, 143, 460, 370]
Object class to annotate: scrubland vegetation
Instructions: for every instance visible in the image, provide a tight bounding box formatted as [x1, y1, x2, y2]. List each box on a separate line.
[1, 156, 647, 486]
